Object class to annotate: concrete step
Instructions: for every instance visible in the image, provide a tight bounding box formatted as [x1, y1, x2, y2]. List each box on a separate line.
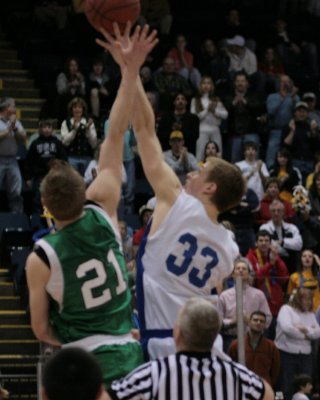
[0, 88, 41, 99]
[0, 68, 30, 78]
[0, 59, 23, 68]
[0, 41, 13, 48]
[15, 98, 45, 107]
[1, 375, 37, 397]
[0, 268, 11, 282]
[0, 340, 40, 355]
[1, 78, 35, 89]
[19, 107, 42, 119]
[20, 118, 39, 129]
[0, 49, 18, 58]
[0, 310, 30, 324]
[0, 296, 22, 310]
[0, 325, 36, 340]
[0, 282, 15, 296]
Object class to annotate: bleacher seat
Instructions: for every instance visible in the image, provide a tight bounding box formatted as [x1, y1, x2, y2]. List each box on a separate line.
[10, 247, 31, 308]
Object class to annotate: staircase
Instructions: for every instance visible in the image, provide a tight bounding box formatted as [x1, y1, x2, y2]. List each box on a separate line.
[0, 267, 39, 399]
[0, 28, 46, 140]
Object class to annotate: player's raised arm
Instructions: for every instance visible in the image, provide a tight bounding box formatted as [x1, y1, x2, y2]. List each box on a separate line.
[97, 23, 181, 207]
[87, 22, 158, 217]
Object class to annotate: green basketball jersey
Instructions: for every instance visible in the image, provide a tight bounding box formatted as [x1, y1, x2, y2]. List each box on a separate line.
[36, 204, 134, 344]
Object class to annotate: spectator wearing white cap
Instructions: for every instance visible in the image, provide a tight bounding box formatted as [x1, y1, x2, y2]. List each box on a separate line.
[303, 92, 320, 127]
[226, 35, 258, 78]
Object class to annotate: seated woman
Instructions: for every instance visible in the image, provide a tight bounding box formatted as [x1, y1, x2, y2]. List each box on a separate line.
[269, 147, 302, 202]
[287, 249, 320, 312]
[60, 97, 97, 176]
[198, 140, 221, 167]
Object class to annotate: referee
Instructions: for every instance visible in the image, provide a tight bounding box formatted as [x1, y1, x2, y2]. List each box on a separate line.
[108, 297, 274, 400]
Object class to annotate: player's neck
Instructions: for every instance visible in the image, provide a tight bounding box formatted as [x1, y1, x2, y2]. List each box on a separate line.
[54, 212, 84, 229]
[202, 199, 219, 223]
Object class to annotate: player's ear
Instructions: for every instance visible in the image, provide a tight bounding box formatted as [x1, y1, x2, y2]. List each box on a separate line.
[204, 181, 216, 195]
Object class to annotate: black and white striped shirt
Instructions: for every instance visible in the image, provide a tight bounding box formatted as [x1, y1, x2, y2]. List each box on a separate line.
[109, 352, 265, 400]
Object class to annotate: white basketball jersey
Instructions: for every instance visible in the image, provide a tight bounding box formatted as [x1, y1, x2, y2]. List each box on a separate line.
[137, 190, 239, 334]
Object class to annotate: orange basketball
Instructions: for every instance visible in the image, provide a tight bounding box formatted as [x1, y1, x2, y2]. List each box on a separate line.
[85, 0, 141, 34]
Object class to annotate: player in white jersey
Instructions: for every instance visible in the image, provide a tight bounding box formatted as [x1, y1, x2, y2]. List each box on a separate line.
[97, 24, 245, 359]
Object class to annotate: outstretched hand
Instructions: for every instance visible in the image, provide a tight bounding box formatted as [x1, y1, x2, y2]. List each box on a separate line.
[96, 22, 158, 73]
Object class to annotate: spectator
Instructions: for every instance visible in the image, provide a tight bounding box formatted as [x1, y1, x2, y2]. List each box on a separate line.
[254, 177, 295, 225]
[0, 97, 26, 213]
[41, 347, 108, 400]
[308, 171, 320, 215]
[157, 92, 199, 154]
[87, 58, 116, 119]
[258, 47, 285, 94]
[283, 101, 320, 184]
[225, 35, 257, 76]
[61, 97, 97, 175]
[218, 258, 272, 353]
[163, 130, 198, 185]
[167, 34, 202, 90]
[197, 38, 229, 88]
[306, 151, 320, 189]
[153, 57, 193, 112]
[56, 56, 86, 121]
[190, 76, 228, 160]
[275, 287, 320, 400]
[292, 374, 313, 400]
[235, 141, 269, 201]
[118, 220, 135, 271]
[287, 249, 320, 312]
[132, 201, 154, 250]
[220, 187, 259, 256]
[259, 199, 303, 273]
[223, 72, 265, 162]
[246, 229, 289, 339]
[269, 147, 302, 202]
[108, 297, 274, 400]
[138, 0, 172, 35]
[303, 92, 320, 127]
[228, 310, 280, 387]
[265, 74, 299, 169]
[25, 119, 67, 212]
[198, 140, 221, 166]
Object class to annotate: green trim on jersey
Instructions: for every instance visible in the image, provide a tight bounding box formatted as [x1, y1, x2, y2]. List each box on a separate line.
[42, 206, 134, 343]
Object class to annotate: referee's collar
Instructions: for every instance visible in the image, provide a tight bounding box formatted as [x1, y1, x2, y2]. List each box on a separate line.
[177, 351, 212, 359]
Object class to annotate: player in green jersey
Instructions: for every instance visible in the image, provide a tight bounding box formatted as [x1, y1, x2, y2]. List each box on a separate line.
[26, 23, 158, 387]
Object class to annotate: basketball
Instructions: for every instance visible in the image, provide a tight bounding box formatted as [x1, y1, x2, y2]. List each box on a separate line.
[85, 0, 141, 34]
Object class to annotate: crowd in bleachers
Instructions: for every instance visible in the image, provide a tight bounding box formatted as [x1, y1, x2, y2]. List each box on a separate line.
[2, 0, 320, 399]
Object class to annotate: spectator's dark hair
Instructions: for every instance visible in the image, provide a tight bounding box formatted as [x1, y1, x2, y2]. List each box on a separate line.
[256, 230, 272, 241]
[293, 374, 312, 392]
[202, 140, 220, 162]
[42, 348, 103, 400]
[64, 56, 80, 77]
[272, 147, 294, 174]
[67, 97, 88, 117]
[244, 141, 257, 151]
[234, 71, 248, 81]
[249, 310, 266, 320]
[309, 171, 320, 195]
[265, 177, 280, 190]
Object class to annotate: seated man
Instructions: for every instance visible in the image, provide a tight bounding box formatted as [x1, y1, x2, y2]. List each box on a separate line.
[218, 258, 272, 353]
[108, 297, 274, 400]
[259, 199, 303, 273]
[228, 311, 280, 389]
[163, 130, 198, 185]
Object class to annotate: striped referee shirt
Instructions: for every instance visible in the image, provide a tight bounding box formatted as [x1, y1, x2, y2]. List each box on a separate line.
[108, 352, 265, 400]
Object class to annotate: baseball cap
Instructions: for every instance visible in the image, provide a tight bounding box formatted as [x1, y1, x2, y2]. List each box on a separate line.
[295, 101, 309, 110]
[226, 35, 245, 47]
[139, 204, 154, 217]
[170, 130, 184, 140]
[302, 92, 316, 101]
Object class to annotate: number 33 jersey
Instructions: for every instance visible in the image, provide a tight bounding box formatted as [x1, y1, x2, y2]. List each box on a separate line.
[35, 204, 134, 344]
[137, 190, 239, 333]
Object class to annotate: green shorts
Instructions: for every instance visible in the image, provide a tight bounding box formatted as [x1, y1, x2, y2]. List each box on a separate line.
[92, 341, 143, 388]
